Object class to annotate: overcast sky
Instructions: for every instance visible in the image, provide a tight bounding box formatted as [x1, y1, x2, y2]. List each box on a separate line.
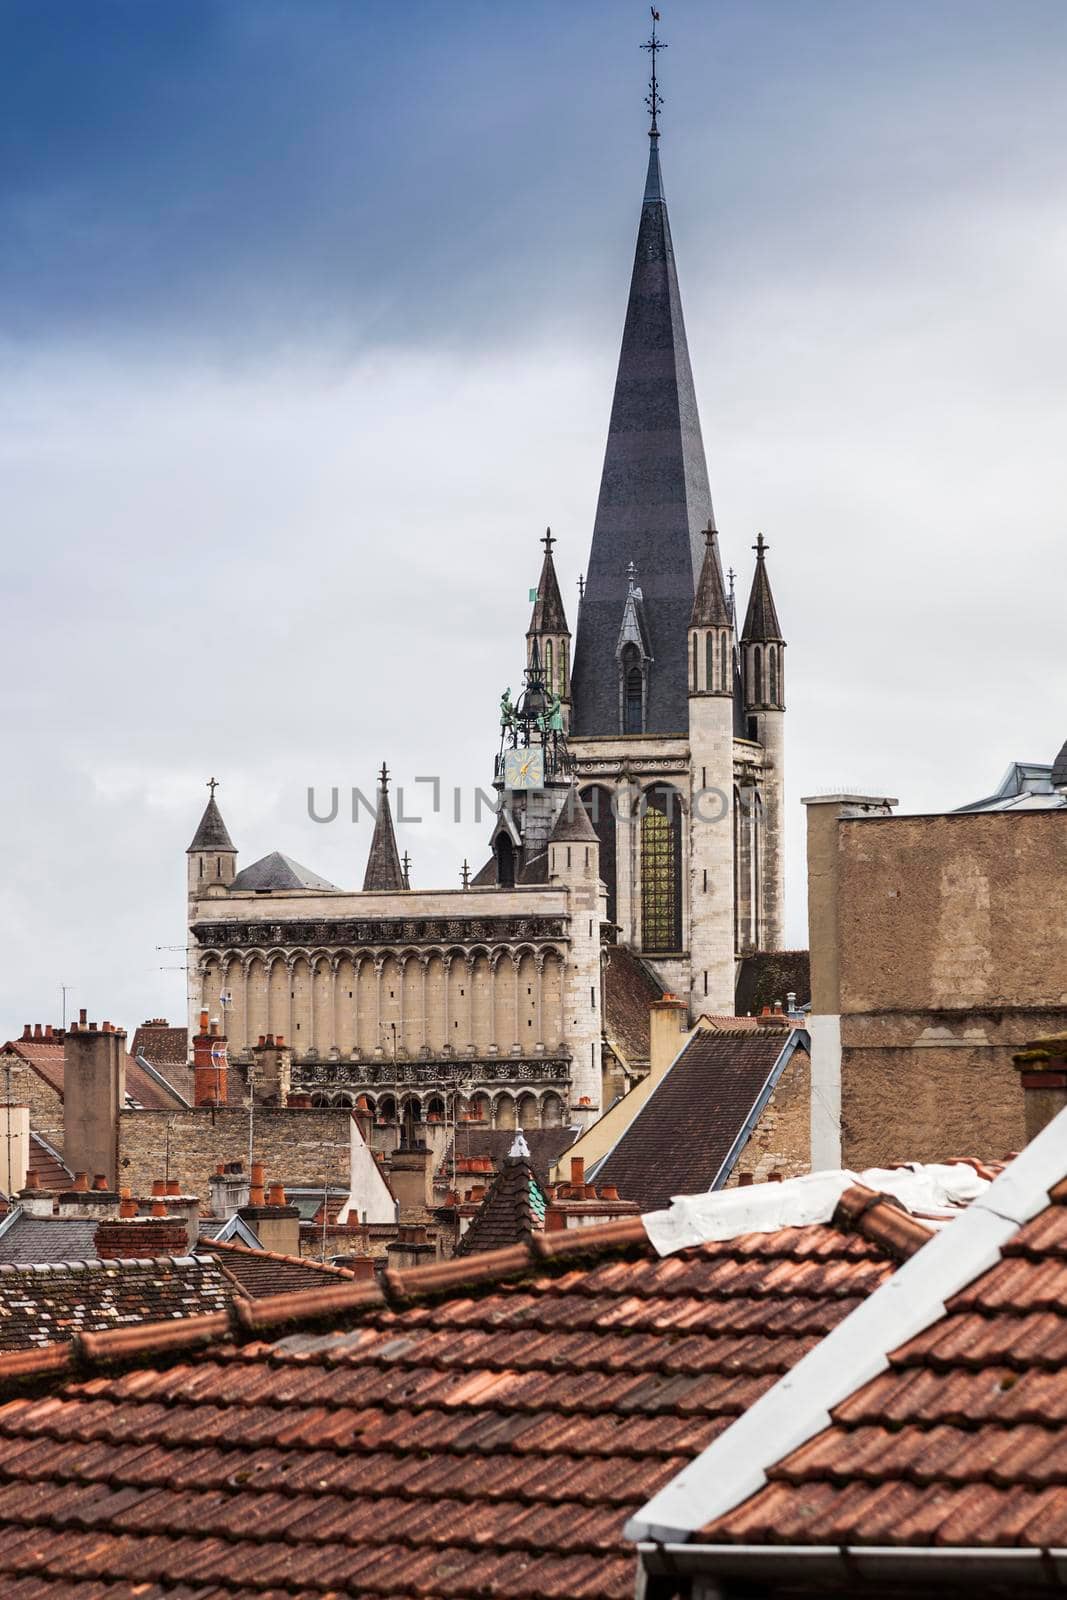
[3, 0, 1066, 1035]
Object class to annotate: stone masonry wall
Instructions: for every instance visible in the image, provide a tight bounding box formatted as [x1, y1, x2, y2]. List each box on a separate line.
[119, 1106, 353, 1199]
[0, 1052, 65, 1154]
[724, 1045, 811, 1187]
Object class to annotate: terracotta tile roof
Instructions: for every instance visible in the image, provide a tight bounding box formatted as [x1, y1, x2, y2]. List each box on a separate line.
[129, 1022, 188, 1069]
[455, 1154, 547, 1256]
[1, 1032, 186, 1113]
[0, 1189, 927, 1599]
[603, 945, 664, 1068]
[594, 1027, 804, 1210]
[25, 1134, 71, 1192]
[0, 1255, 233, 1352]
[702, 1174, 1067, 1552]
[208, 1240, 357, 1297]
[438, 1126, 578, 1191]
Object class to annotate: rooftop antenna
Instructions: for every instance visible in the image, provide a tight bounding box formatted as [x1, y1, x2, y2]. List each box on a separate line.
[641, 8, 666, 134]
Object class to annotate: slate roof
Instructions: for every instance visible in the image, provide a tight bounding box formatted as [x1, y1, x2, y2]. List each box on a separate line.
[186, 794, 235, 854]
[0, 1214, 103, 1265]
[528, 540, 569, 636]
[592, 1027, 805, 1211]
[208, 1240, 357, 1297]
[454, 1153, 548, 1256]
[0, 1254, 233, 1352]
[571, 132, 714, 738]
[735, 949, 811, 1014]
[701, 1169, 1067, 1554]
[229, 851, 338, 892]
[603, 945, 664, 1069]
[0, 1191, 929, 1599]
[740, 536, 784, 643]
[549, 786, 599, 843]
[362, 780, 405, 892]
[438, 1126, 579, 1191]
[690, 526, 732, 628]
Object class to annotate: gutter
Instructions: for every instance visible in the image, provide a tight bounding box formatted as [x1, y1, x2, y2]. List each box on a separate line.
[638, 1542, 1067, 1592]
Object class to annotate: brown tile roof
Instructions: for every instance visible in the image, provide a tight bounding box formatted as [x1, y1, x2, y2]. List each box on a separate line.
[594, 1027, 803, 1211]
[207, 1240, 357, 1297]
[0, 1190, 927, 1599]
[0, 1255, 234, 1352]
[2, 1032, 186, 1113]
[129, 1022, 188, 1068]
[25, 1134, 71, 1192]
[603, 945, 664, 1068]
[702, 1175, 1067, 1552]
[454, 1154, 547, 1256]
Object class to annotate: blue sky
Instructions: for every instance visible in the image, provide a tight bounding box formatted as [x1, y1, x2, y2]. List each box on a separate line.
[2, 1, 1066, 1030]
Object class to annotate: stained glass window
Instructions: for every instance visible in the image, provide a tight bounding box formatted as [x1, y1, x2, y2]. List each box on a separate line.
[641, 787, 682, 952]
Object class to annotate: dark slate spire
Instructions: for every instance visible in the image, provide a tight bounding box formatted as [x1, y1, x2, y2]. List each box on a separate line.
[454, 1140, 547, 1257]
[362, 763, 405, 892]
[690, 522, 732, 628]
[187, 780, 235, 854]
[527, 528, 569, 637]
[741, 533, 785, 643]
[570, 126, 715, 736]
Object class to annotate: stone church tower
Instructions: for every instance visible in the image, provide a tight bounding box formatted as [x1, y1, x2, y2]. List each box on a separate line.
[495, 107, 787, 1016]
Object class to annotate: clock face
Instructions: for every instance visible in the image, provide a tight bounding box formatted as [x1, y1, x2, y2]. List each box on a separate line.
[504, 746, 545, 791]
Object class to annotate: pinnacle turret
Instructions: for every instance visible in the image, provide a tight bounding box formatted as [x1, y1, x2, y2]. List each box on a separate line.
[187, 780, 235, 855]
[741, 533, 784, 644]
[741, 536, 786, 713]
[690, 523, 732, 628]
[362, 763, 406, 892]
[526, 528, 571, 711]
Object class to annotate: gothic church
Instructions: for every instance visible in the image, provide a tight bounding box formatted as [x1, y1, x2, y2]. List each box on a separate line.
[185, 90, 786, 1132]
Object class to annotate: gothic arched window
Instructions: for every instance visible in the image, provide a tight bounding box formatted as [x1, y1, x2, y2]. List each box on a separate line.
[622, 645, 643, 733]
[705, 632, 715, 692]
[544, 640, 554, 693]
[582, 785, 617, 925]
[753, 645, 763, 706]
[559, 639, 568, 696]
[768, 647, 778, 707]
[721, 633, 729, 695]
[640, 785, 682, 953]
[496, 833, 515, 888]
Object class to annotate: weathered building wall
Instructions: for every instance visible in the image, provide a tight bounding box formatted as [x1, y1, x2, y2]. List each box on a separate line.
[833, 810, 1066, 1166]
[0, 1053, 64, 1153]
[724, 1046, 810, 1187]
[119, 1106, 354, 1198]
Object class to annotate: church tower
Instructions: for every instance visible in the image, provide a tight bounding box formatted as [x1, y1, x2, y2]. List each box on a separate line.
[740, 535, 786, 950]
[186, 780, 236, 896]
[526, 529, 571, 731]
[688, 525, 735, 1013]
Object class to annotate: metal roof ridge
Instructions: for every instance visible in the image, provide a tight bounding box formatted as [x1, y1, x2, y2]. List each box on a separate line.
[626, 1101, 1067, 1544]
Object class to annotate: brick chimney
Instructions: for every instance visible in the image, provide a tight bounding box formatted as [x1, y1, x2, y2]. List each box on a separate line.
[250, 1035, 292, 1106]
[238, 1177, 300, 1257]
[1013, 1034, 1067, 1142]
[17, 1170, 54, 1218]
[64, 1014, 127, 1187]
[94, 1214, 191, 1260]
[193, 1010, 228, 1106]
[385, 1224, 436, 1271]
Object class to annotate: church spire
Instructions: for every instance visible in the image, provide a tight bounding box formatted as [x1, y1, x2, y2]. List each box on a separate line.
[362, 763, 406, 892]
[187, 778, 235, 854]
[690, 522, 731, 628]
[741, 533, 785, 644]
[527, 528, 571, 714]
[570, 24, 714, 738]
[741, 535, 786, 713]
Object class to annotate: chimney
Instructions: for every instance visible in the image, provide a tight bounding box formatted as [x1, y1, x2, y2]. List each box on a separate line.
[250, 1035, 292, 1106]
[17, 1170, 55, 1218]
[649, 995, 690, 1076]
[569, 1155, 585, 1190]
[192, 1010, 228, 1107]
[0, 1105, 29, 1197]
[238, 1176, 300, 1257]
[1013, 1034, 1067, 1142]
[63, 1019, 127, 1187]
[388, 1143, 433, 1215]
[57, 1168, 121, 1220]
[207, 1160, 249, 1219]
[94, 1214, 190, 1260]
[385, 1224, 436, 1271]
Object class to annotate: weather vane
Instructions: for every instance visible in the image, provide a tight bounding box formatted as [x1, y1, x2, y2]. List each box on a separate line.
[642, 8, 666, 133]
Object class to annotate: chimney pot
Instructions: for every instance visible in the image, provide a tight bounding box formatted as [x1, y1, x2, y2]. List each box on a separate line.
[21, 1025, 30, 1040]
[151, 1178, 166, 1197]
[769, 1171, 783, 1183]
[44, 1025, 53, 1041]
[92, 1174, 108, 1191]
[258, 1035, 266, 1047]
[601, 1184, 619, 1201]
[119, 1194, 138, 1218]
[23, 1171, 39, 1190]
[570, 1156, 585, 1188]
[199, 1009, 209, 1033]
[267, 1181, 286, 1206]
[150, 1199, 167, 1218]
[79, 1009, 87, 1026]
[275, 1035, 284, 1046]
[33, 1024, 42, 1041]
[738, 1171, 754, 1187]
[165, 1179, 180, 1197]
[73, 1172, 89, 1192]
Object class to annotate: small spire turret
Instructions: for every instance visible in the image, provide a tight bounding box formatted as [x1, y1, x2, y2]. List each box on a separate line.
[526, 527, 571, 717]
[362, 762, 406, 892]
[741, 534, 785, 711]
[187, 778, 237, 895]
[688, 523, 733, 698]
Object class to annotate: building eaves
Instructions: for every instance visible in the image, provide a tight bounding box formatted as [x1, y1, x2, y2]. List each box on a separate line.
[626, 1106, 1064, 1544]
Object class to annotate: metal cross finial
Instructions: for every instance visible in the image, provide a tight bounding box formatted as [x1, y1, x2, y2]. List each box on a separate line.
[207, 776, 218, 799]
[627, 559, 638, 592]
[753, 532, 769, 558]
[401, 851, 412, 888]
[542, 526, 555, 556]
[642, 8, 667, 133]
[577, 573, 585, 601]
[704, 519, 717, 548]
[727, 566, 737, 615]
[461, 858, 471, 891]
[378, 761, 390, 793]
